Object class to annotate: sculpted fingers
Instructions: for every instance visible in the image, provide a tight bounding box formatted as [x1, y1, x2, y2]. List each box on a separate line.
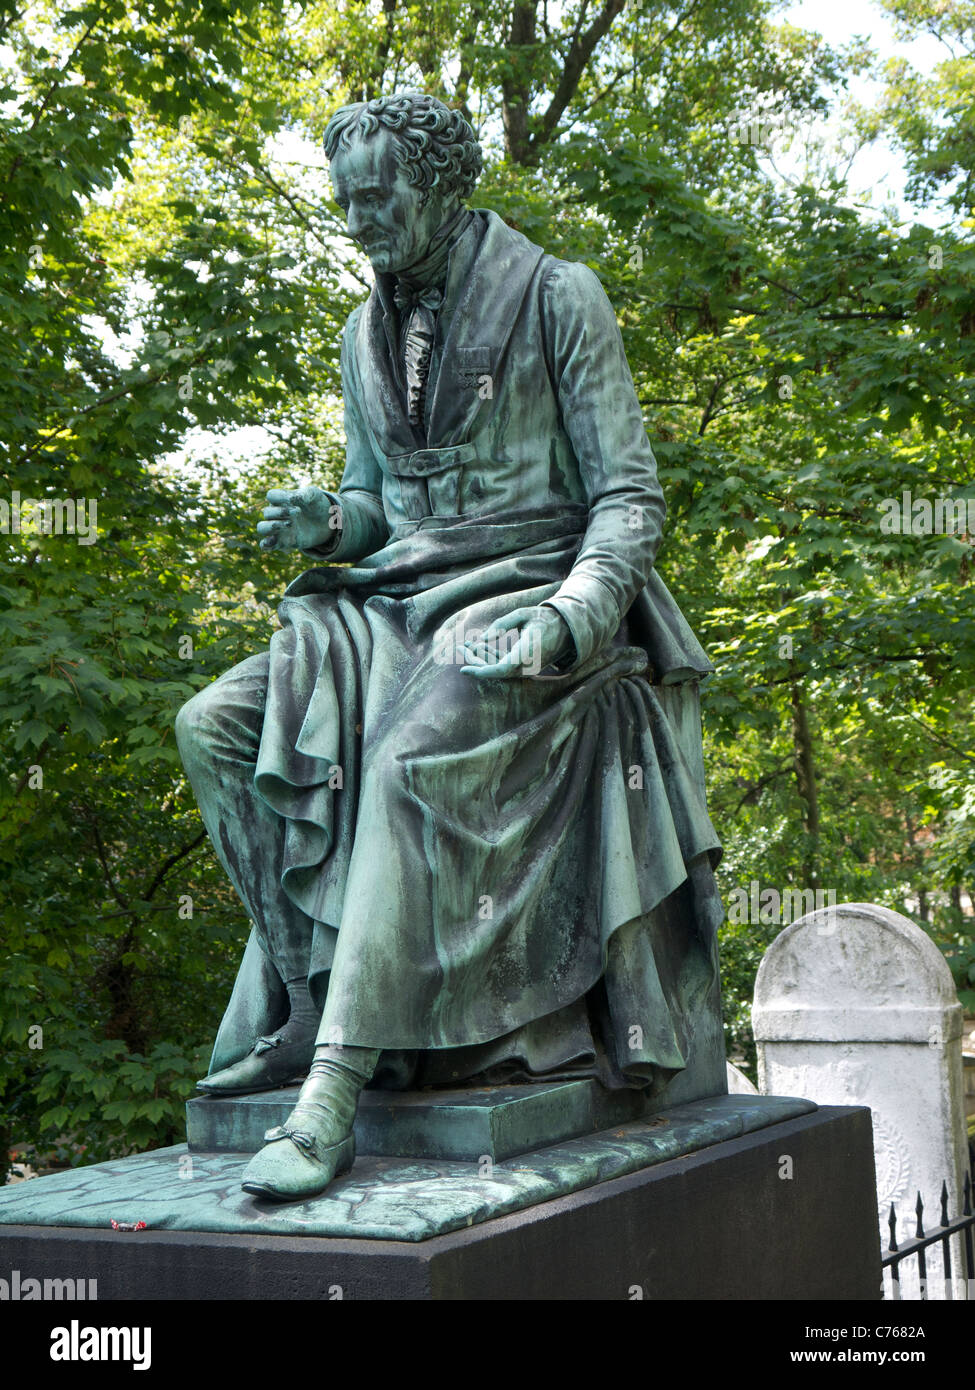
[259, 495, 300, 551]
[481, 607, 536, 635]
[258, 519, 294, 551]
[461, 607, 540, 665]
[260, 487, 332, 551]
[462, 628, 542, 678]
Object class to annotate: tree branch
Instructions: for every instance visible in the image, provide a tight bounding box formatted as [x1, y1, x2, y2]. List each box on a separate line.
[2, 13, 103, 197]
[534, 0, 627, 149]
[89, 815, 129, 912]
[900, 711, 975, 767]
[141, 830, 208, 902]
[565, 0, 704, 130]
[733, 764, 793, 812]
[698, 376, 725, 435]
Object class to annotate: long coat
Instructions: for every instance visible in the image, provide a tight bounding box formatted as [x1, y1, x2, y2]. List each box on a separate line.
[211, 208, 725, 1095]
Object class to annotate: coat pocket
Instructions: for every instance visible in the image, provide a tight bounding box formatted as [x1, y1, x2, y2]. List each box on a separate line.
[454, 347, 495, 400]
[382, 471, 429, 522]
[390, 443, 478, 518]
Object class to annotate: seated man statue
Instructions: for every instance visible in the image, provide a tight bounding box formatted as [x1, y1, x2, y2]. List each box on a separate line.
[175, 91, 724, 1202]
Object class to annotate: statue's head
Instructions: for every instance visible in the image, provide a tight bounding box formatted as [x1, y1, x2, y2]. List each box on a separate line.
[323, 92, 483, 276]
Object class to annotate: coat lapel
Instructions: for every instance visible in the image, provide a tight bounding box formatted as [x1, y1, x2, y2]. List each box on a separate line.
[352, 209, 546, 456]
[355, 278, 424, 457]
[427, 209, 546, 445]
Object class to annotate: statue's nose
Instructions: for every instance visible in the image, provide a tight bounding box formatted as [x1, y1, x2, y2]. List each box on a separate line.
[347, 206, 370, 241]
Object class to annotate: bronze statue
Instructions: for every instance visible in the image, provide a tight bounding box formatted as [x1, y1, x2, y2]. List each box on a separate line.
[175, 92, 724, 1201]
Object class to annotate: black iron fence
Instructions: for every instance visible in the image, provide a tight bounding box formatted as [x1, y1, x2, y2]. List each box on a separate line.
[883, 1170, 975, 1300]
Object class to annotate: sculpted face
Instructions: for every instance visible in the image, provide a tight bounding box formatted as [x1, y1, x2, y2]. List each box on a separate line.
[330, 130, 458, 276]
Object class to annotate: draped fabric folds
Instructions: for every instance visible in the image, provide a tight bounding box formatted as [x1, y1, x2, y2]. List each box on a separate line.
[201, 207, 727, 1097]
[209, 508, 724, 1094]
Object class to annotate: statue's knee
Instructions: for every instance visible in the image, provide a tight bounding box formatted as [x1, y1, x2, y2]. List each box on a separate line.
[174, 688, 217, 762]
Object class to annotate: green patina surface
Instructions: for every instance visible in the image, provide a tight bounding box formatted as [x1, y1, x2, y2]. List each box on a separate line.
[175, 96, 727, 1106]
[0, 1095, 814, 1243]
[186, 1078, 651, 1160]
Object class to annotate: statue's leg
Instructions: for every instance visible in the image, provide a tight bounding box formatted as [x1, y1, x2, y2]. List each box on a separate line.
[175, 653, 319, 1093]
[240, 1041, 381, 1200]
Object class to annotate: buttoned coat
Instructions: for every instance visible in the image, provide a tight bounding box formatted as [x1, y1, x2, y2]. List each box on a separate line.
[209, 208, 725, 1096]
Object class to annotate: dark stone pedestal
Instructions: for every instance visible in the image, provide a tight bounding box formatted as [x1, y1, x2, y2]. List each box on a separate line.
[0, 1104, 879, 1300]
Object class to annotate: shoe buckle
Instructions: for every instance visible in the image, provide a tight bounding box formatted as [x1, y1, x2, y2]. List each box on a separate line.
[262, 1124, 327, 1162]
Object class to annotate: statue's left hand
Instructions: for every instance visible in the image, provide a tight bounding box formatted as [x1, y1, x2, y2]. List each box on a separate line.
[460, 606, 575, 679]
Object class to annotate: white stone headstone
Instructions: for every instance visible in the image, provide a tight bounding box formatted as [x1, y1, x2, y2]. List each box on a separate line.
[726, 1062, 758, 1095]
[752, 902, 970, 1300]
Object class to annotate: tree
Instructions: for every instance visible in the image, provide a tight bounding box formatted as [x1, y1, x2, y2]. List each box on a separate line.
[3, 0, 974, 1170]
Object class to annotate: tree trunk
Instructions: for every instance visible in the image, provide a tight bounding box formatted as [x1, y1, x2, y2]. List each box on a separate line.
[0, 1117, 11, 1186]
[950, 883, 964, 930]
[789, 675, 820, 889]
[101, 928, 148, 1055]
[905, 814, 928, 921]
[501, 0, 537, 164]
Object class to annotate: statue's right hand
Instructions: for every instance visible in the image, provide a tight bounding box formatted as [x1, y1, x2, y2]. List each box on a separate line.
[258, 487, 339, 552]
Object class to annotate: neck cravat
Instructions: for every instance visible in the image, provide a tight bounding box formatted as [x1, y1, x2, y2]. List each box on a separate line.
[393, 281, 443, 428]
[389, 206, 474, 429]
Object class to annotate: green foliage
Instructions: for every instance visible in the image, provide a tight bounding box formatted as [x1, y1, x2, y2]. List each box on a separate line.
[2, 0, 974, 1172]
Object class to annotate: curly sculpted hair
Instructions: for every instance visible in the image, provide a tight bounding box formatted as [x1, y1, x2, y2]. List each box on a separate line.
[323, 93, 483, 204]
